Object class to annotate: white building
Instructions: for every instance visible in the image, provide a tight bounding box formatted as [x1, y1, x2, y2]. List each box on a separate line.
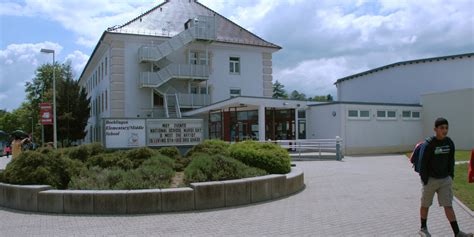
[310, 53, 474, 153]
[79, 0, 282, 146]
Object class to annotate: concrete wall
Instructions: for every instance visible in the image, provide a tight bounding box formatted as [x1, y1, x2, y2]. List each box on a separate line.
[421, 88, 474, 150]
[307, 103, 423, 154]
[337, 56, 474, 104]
[0, 168, 304, 214]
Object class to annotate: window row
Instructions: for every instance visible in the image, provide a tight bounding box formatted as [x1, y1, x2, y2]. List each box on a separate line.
[91, 90, 108, 116]
[347, 109, 421, 120]
[86, 57, 108, 94]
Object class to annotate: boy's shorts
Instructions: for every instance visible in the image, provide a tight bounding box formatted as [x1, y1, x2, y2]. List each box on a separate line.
[421, 176, 453, 207]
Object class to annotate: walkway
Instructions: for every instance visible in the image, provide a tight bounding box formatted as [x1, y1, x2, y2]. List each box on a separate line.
[0, 155, 473, 236]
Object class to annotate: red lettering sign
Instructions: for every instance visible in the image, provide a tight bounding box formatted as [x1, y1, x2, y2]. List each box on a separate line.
[39, 103, 53, 125]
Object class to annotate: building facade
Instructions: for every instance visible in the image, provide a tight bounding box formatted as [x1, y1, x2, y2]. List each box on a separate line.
[79, 0, 281, 145]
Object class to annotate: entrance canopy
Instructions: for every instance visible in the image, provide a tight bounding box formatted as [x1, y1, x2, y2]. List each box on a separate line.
[183, 96, 309, 116]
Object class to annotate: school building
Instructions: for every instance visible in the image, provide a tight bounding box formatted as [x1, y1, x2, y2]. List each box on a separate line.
[78, 0, 474, 154]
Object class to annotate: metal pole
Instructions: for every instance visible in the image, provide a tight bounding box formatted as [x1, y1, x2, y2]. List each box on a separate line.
[52, 52, 57, 149]
[31, 117, 34, 144]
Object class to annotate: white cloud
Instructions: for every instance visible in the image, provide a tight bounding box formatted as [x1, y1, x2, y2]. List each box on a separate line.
[0, 0, 159, 48]
[0, 42, 89, 111]
[65, 50, 90, 77]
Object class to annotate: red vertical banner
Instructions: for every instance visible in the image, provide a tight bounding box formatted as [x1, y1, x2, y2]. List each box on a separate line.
[39, 103, 53, 125]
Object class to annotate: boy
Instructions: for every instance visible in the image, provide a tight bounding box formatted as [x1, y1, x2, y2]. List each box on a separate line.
[419, 118, 472, 237]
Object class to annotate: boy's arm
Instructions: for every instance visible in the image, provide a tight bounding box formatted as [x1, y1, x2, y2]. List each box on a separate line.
[420, 144, 431, 185]
[449, 140, 455, 179]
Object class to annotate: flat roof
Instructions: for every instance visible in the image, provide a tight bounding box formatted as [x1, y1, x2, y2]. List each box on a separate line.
[183, 96, 311, 116]
[334, 52, 474, 85]
[308, 101, 422, 107]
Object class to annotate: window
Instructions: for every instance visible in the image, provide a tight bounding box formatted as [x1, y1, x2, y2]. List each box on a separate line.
[189, 51, 208, 65]
[189, 51, 198, 65]
[348, 109, 370, 120]
[359, 110, 369, 117]
[376, 110, 397, 120]
[101, 62, 104, 79]
[348, 110, 358, 117]
[402, 111, 411, 118]
[105, 90, 108, 111]
[105, 57, 108, 75]
[229, 57, 240, 74]
[402, 110, 421, 120]
[377, 110, 386, 118]
[230, 88, 241, 98]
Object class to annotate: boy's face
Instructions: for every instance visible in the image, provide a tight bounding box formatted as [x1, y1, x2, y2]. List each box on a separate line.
[434, 124, 449, 139]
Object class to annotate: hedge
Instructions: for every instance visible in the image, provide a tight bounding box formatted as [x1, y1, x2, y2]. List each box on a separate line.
[229, 141, 291, 174]
[184, 153, 267, 183]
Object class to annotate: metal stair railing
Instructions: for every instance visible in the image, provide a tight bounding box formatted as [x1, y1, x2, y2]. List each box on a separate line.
[138, 15, 216, 63]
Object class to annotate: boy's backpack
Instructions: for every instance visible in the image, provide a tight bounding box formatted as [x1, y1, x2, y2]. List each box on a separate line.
[410, 136, 434, 173]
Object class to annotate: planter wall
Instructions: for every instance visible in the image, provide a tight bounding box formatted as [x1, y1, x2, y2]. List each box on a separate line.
[0, 167, 304, 214]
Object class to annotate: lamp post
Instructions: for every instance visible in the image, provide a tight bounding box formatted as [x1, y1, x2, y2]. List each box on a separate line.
[40, 48, 57, 149]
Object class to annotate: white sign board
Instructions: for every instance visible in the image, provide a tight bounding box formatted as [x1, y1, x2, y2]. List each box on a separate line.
[147, 119, 203, 146]
[104, 119, 146, 148]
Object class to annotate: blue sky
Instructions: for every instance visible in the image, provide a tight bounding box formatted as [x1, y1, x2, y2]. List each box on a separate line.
[1, 0, 473, 111]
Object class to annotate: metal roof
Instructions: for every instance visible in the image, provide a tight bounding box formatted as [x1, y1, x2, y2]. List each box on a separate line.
[334, 52, 474, 85]
[109, 0, 281, 49]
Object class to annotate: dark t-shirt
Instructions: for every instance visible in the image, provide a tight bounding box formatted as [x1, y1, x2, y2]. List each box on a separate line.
[420, 137, 455, 185]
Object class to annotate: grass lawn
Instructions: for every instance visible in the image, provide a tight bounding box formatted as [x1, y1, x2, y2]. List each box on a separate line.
[453, 164, 474, 211]
[405, 150, 472, 162]
[454, 150, 472, 162]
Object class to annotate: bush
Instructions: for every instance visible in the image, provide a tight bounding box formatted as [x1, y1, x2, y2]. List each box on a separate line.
[158, 147, 180, 159]
[185, 140, 230, 157]
[68, 167, 125, 190]
[69, 155, 175, 190]
[86, 151, 133, 170]
[68, 143, 105, 162]
[229, 141, 291, 174]
[126, 147, 158, 168]
[184, 153, 267, 183]
[2, 151, 71, 189]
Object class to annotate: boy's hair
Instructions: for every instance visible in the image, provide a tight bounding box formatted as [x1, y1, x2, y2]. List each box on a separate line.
[434, 117, 448, 128]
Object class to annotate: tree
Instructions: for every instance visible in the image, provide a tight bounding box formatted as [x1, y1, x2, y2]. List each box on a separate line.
[272, 80, 288, 99]
[327, 94, 333, 101]
[25, 63, 90, 146]
[309, 94, 335, 102]
[289, 90, 306, 100]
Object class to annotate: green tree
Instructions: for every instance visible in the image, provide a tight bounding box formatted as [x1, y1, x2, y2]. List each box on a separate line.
[272, 80, 288, 99]
[326, 94, 333, 101]
[289, 90, 306, 100]
[25, 63, 90, 146]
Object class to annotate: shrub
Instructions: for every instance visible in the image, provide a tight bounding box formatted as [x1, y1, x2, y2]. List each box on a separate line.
[229, 141, 291, 174]
[68, 167, 125, 190]
[184, 153, 267, 183]
[2, 151, 71, 189]
[69, 155, 175, 190]
[185, 140, 230, 157]
[86, 151, 133, 170]
[158, 147, 180, 159]
[68, 143, 105, 162]
[126, 147, 158, 168]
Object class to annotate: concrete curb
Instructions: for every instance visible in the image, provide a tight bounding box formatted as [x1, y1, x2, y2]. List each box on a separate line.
[0, 168, 304, 214]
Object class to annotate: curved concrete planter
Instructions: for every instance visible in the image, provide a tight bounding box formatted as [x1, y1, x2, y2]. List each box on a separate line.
[0, 167, 304, 214]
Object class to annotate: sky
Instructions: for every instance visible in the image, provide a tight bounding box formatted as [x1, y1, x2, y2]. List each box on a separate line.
[0, 0, 473, 111]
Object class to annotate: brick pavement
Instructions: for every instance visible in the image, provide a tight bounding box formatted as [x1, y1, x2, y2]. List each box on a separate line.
[0, 155, 472, 236]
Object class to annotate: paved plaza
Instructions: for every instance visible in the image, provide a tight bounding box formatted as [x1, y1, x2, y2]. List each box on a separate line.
[0, 155, 472, 236]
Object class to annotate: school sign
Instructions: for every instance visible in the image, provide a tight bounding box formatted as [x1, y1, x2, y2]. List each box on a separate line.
[103, 118, 203, 149]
